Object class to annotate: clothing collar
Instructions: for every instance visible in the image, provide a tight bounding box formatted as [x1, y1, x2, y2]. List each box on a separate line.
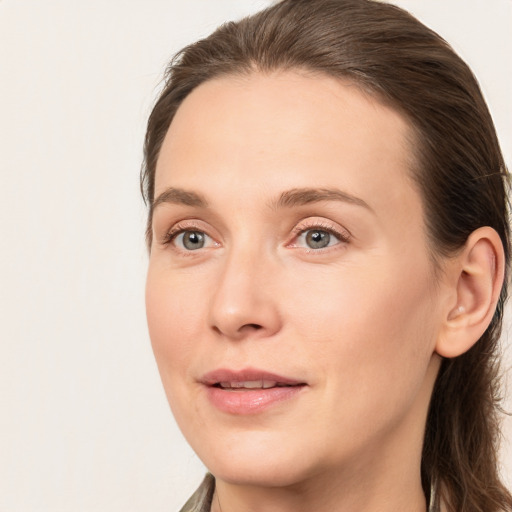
[179, 474, 215, 512]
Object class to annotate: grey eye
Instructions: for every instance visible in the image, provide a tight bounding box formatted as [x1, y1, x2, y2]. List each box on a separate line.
[305, 230, 331, 249]
[180, 231, 206, 250]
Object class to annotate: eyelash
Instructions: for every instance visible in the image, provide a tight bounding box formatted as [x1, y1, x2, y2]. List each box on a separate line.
[290, 221, 351, 250]
[162, 222, 209, 246]
[161, 220, 351, 252]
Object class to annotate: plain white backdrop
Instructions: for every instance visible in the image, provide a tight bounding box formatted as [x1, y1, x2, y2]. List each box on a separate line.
[0, 1, 510, 511]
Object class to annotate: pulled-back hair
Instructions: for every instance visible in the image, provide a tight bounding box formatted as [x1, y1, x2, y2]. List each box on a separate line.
[141, 1, 511, 510]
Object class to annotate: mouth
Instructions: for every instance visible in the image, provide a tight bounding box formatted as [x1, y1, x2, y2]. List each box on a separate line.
[201, 368, 306, 389]
[215, 380, 301, 390]
[200, 368, 307, 414]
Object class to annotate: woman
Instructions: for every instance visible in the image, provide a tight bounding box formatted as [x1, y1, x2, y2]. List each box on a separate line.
[141, 0, 511, 511]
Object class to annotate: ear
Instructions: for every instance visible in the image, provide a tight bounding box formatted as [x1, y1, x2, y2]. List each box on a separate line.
[435, 227, 505, 359]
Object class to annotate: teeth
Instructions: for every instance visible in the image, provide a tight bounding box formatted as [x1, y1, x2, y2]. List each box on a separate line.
[244, 380, 263, 389]
[219, 380, 278, 389]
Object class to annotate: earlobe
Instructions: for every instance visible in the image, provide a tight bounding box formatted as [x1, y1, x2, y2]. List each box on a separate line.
[435, 227, 505, 359]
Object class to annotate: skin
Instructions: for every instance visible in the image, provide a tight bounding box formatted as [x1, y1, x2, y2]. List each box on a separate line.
[146, 70, 459, 512]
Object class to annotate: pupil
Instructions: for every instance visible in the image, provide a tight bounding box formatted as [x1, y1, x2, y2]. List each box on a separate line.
[306, 230, 330, 249]
[184, 231, 204, 250]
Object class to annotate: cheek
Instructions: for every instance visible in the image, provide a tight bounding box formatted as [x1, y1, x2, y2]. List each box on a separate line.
[288, 259, 431, 336]
[287, 260, 437, 395]
[145, 265, 205, 375]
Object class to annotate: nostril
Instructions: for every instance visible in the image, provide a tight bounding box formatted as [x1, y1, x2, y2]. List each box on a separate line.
[211, 323, 262, 337]
[244, 323, 262, 330]
[237, 323, 263, 333]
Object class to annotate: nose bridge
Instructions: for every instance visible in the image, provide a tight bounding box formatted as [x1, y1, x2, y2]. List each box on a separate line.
[208, 235, 281, 340]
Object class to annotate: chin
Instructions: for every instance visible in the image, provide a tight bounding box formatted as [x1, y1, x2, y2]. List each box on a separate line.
[192, 429, 319, 488]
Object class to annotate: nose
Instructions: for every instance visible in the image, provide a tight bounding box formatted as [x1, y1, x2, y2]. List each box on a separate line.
[208, 245, 282, 341]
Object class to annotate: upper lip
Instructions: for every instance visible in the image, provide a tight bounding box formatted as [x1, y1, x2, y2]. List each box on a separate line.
[200, 367, 306, 387]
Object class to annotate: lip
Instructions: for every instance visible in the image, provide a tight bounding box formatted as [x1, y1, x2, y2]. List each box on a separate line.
[200, 367, 307, 415]
[201, 367, 305, 386]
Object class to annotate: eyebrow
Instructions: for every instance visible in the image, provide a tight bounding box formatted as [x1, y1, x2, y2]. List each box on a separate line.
[152, 187, 208, 210]
[151, 186, 372, 213]
[272, 187, 373, 211]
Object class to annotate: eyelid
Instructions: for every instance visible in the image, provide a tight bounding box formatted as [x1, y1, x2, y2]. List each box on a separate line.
[159, 217, 351, 252]
[288, 218, 352, 249]
[161, 220, 219, 248]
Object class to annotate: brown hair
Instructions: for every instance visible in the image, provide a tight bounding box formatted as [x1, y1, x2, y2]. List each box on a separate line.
[141, 1, 511, 510]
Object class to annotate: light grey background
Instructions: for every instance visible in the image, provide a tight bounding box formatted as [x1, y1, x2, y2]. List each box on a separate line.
[0, 1, 510, 511]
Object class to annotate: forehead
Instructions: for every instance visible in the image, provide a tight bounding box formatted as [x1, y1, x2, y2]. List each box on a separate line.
[155, 70, 419, 222]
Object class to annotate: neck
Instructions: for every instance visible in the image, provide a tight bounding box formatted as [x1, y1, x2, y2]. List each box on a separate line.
[212, 474, 427, 512]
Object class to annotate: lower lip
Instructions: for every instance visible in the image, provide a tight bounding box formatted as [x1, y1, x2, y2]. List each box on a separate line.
[205, 385, 305, 415]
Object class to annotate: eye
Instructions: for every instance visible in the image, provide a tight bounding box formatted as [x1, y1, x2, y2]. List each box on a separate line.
[298, 229, 339, 249]
[175, 230, 208, 250]
[164, 225, 218, 252]
[289, 220, 351, 252]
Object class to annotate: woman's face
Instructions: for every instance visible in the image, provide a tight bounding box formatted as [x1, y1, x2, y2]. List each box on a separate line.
[146, 71, 444, 488]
